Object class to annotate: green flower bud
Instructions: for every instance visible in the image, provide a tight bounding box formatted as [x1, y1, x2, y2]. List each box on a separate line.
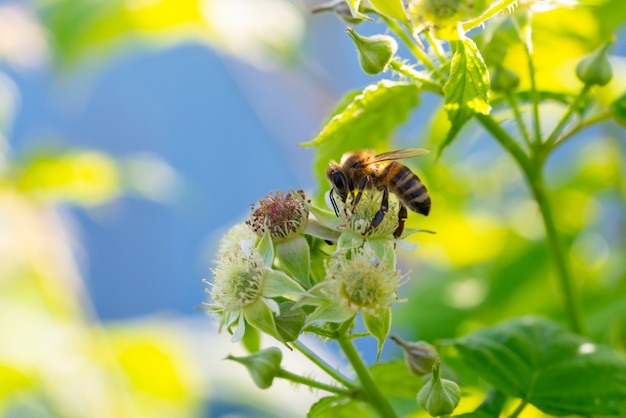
[417, 361, 462, 417]
[408, 0, 465, 39]
[611, 91, 626, 127]
[226, 347, 282, 389]
[346, 27, 398, 75]
[576, 41, 613, 87]
[391, 336, 440, 376]
[491, 66, 520, 93]
[247, 190, 309, 243]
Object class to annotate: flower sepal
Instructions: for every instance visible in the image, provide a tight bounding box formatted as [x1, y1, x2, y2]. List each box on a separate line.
[417, 360, 462, 416]
[363, 307, 391, 361]
[226, 347, 283, 389]
[275, 235, 311, 288]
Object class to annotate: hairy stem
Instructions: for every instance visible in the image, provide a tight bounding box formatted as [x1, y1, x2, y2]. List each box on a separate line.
[388, 60, 442, 93]
[462, 0, 520, 33]
[292, 340, 356, 389]
[380, 14, 445, 82]
[276, 369, 354, 396]
[337, 337, 397, 418]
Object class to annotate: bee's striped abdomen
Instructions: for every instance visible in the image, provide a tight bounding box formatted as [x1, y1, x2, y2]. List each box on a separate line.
[384, 162, 431, 216]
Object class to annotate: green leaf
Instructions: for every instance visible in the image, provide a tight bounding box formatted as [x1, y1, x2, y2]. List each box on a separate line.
[368, 0, 408, 24]
[262, 269, 305, 298]
[308, 396, 375, 418]
[370, 361, 423, 399]
[445, 316, 626, 416]
[258, 230, 274, 267]
[243, 299, 280, 341]
[303, 80, 420, 198]
[440, 38, 491, 157]
[305, 302, 355, 328]
[275, 236, 311, 288]
[362, 308, 391, 361]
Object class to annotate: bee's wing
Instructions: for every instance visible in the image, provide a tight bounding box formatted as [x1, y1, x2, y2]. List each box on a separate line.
[369, 148, 430, 164]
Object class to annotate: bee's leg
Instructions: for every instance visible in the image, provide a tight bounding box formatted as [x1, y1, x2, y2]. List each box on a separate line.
[353, 176, 370, 207]
[348, 178, 356, 202]
[394, 203, 408, 238]
[364, 186, 389, 235]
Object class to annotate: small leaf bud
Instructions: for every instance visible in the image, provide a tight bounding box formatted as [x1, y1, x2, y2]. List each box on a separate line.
[576, 41, 613, 87]
[417, 360, 462, 416]
[346, 27, 398, 75]
[491, 66, 520, 93]
[226, 347, 282, 389]
[391, 336, 440, 376]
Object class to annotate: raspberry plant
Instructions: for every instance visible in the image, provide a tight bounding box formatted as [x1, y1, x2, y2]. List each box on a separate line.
[205, 0, 626, 416]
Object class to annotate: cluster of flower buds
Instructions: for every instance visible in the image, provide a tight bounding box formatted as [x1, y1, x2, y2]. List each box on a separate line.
[204, 187, 420, 353]
[203, 187, 446, 409]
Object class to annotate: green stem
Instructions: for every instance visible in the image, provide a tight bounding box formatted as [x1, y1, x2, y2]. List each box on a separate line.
[381, 14, 444, 81]
[526, 169, 585, 334]
[506, 91, 533, 149]
[424, 29, 447, 66]
[388, 60, 442, 93]
[475, 114, 533, 174]
[337, 337, 397, 418]
[476, 114, 585, 334]
[462, 0, 520, 33]
[553, 109, 613, 149]
[545, 84, 592, 146]
[507, 399, 528, 418]
[292, 340, 356, 389]
[513, 13, 542, 146]
[277, 369, 354, 396]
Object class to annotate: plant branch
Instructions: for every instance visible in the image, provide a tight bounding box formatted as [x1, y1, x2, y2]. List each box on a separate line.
[545, 84, 592, 146]
[276, 368, 354, 396]
[388, 60, 442, 93]
[476, 113, 585, 334]
[475, 114, 532, 173]
[337, 337, 397, 418]
[462, 0, 520, 33]
[292, 340, 356, 389]
[506, 91, 533, 148]
[526, 169, 585, 334]
[424, 29, 447, 66]
[380, 14, 445, 82]
[553, 109, 613, 149]
[512, 13, 542, 146]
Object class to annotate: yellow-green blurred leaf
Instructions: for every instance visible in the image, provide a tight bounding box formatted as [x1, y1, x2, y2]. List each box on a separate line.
[14, 150, 120, 205]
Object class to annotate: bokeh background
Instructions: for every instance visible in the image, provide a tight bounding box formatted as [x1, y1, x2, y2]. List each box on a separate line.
[1, 0, 625, 417]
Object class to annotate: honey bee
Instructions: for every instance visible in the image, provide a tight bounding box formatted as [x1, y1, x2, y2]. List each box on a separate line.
[326, 148, 431, 238]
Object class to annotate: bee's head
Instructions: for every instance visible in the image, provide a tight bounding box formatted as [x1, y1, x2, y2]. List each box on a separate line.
[326, 162, 350, 201]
